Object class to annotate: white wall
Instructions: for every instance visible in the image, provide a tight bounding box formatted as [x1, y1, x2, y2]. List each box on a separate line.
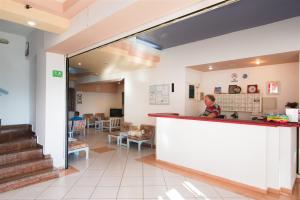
[185, 69, 202, 116]
[190, 62, 299, 116]
[76, 92, 122, 117]
[0, 31, 35, 125]
[78, 17, 300, 125]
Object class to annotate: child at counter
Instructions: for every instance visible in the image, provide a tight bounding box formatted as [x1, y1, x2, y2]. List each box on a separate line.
[202, 94, 221, 118]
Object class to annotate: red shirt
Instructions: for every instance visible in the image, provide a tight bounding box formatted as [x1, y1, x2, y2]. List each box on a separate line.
[203, 104, 221, 117]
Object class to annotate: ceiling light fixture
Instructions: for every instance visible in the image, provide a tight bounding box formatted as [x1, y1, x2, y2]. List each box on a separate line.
[27, 21, 36, 26]
[255, 59, 261, 65]
[78, 62, 82, 66]
[208, 66, 213, 70]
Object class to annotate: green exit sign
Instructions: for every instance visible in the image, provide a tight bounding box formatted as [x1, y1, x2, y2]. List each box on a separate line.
[52, 70, 63, 78]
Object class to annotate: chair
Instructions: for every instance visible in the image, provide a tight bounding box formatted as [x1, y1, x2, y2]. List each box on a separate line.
[103, 117, 121, 132]
[95, 113, 106, 121]
[108, 122, 132, 145]
[127, 124, 155, 151]
[83, 113, 95, 128]
[95, 113, 106, 131]
[68, 120, 86, 138]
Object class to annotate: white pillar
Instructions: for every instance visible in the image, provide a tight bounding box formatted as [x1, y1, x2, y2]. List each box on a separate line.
[44, 52, 66, 168]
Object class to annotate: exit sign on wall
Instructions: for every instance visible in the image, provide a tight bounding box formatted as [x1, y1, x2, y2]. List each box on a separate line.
[52, 70, 63, 78]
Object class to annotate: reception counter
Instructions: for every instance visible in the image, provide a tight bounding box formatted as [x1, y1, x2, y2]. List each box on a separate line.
[149, 113, 298, 195]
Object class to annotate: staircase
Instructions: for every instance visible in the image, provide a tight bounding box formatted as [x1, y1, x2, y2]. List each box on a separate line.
[0, 124, 59, 193]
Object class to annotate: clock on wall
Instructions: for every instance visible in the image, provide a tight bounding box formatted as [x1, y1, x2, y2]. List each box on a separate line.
[247, 85, 258, 93]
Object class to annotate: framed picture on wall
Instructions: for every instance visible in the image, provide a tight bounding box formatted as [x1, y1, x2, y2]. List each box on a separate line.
[189, 85, 195, 99]
[247, 84, 258, 93]
[214, 87, 222, 94]
[267, 81, 280, 95]
[77, 93, 82, 104]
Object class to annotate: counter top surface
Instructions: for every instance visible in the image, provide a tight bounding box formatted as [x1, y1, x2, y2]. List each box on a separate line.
[148, 113, 300, 127]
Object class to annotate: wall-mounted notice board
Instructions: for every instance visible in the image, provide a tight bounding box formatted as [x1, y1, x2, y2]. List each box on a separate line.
[149, 84, 169, 105]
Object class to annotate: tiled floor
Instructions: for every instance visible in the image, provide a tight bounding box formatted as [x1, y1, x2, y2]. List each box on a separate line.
[0, 128, 259, 199]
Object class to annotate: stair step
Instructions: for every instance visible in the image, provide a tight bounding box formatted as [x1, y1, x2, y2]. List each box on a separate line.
[0, 124, 32, 134]
[0, 157, 53, 180]
[0, 131, 34, 143]
[0, 137, 37, 154]
[0, 146, 43, 166]
[0, 168, 59, 193]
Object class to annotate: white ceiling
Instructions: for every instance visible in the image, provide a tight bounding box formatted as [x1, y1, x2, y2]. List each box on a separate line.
[69, 38, 161, 75]
[0, 19, 34, 37]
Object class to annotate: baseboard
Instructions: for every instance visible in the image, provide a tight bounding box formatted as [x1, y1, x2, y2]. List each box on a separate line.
[156, 158, 267, 195]
[138, 154, 294, 198]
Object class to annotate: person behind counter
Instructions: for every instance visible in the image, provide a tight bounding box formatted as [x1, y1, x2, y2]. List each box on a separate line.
[202, 94, 221, 118]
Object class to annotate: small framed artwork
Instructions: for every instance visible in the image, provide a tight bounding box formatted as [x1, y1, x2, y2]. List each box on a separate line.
[200, 92, 204, 100]
[231, 73, 238, 82]
[228, 85, 237, 94]
[228, 85, 241, 94]
[214, 87, 222, 94]
[189, 85, 195, 99]
[267, 81, 280, 95]
[247, 84, 258, 93]
[25, 41, 29, 57]
[77, 93, 82, 104]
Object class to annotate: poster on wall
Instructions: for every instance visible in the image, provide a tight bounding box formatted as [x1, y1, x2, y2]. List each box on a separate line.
[149, 84, 169, 105]
[77, 93, 82, 104]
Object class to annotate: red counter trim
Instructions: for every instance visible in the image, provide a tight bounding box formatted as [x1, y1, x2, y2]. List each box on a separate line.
[148, 113, 300, 127]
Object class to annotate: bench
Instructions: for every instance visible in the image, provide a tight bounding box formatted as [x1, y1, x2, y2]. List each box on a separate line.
[68, 140, 89, 159]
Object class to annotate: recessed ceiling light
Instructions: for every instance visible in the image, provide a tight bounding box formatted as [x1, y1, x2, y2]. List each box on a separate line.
[78, 62, 82, 66]
[27, 21, 36, 26]
[255, 59, 261, 65]
[208, 66, 213, 70]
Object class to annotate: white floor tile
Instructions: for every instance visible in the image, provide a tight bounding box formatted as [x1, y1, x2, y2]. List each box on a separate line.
[121, 177, 143, 186]
[36, 186, 70, 199]
[64, 186, 95, 199]
[74, 176, 101, 186]
[144, 177, 166, 186]
[143, 186, 168, 199]
[117, 186, 143, 199]
[97, 177, 122, 187]
[90, 186, 118, 199]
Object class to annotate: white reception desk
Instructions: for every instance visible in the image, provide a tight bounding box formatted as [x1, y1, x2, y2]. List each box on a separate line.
[149, 113, 298, 196]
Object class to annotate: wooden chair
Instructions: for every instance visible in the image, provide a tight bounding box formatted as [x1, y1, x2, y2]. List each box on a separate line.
[103, 117, 121, 132]
[95, 113, 106, 131]
[127, 124, 155, 151]
[108, 122, 132, 145]
[83, 113, 95, 128]
[95, 113, 106, 121]
[68, 120, 86, 137]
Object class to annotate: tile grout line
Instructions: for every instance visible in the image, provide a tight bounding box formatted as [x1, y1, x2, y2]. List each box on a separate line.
[115, 148, 129, 199]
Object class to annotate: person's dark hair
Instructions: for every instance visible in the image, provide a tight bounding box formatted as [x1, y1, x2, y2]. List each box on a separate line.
[74, 111, 80, 116]
[205, 94, 216, 102]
